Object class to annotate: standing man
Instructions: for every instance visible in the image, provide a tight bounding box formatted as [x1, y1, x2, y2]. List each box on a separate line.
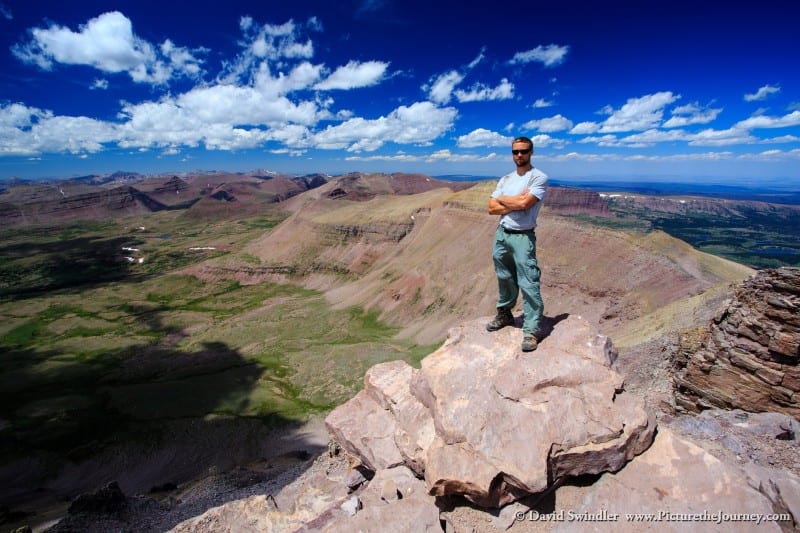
[486, 136, 547, 352]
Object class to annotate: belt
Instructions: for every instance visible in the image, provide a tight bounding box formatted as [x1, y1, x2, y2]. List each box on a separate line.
[500, 225, 534, 234]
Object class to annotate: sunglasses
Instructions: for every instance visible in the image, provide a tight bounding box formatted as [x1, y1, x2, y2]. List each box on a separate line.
[511, 149, 531, 155]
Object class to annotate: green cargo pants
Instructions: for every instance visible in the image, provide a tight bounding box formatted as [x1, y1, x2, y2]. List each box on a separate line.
[492, 227, 543, 336]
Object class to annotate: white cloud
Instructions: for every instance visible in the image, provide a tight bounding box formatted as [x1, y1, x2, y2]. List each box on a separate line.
[221, 17, 316, 84]
[663, 102, 722, 128]
[687, 127, 756, 147]
[599, 92, 680, 133]
[246, 20, 311, 59]
[735, 110, 800, 130]
[509, 44, 569, 67]
[454, 78, 514, 102]
[258, 61, 324, 96]
[346, 153, 421, 163]
[528, 134, 562, 149]
[570, 121, 600, 134]
[522, 114, 573, 133]
[456, 128, 510, 148]
[532, 99, 553, 108]
[577, 134, 624, 147]
[91, 78, 109, 90]
[12, 11, 203, 85]
[467, 49, 485, 69]
[313, 101, 457, 152]
[426, 70, 464, 105]
[314, 60, 389, 90]
[744, 84, 780, 102]
[0, 103, 118, 155]
[618, 128, 690, 146]
[425, 149, 500, 162]
[161, 39, 205, 77]
[758, 135, 800, 144]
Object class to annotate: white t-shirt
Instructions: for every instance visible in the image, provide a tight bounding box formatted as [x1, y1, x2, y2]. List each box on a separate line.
[491, 167, 548, 231]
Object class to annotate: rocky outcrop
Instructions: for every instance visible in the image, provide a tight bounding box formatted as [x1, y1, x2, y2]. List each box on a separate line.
[545, 186, 611, 216]
[673, 267, 800, 417]
[325, 314, 655, 508]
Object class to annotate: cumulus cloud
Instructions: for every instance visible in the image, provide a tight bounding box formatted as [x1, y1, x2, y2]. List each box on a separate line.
[456, 128, 510, 148]
[313, 101, 457, 152]
[424, 50, 489, 105]
[314, 60, 389, 90]
[220, 16, 316, 84]
[570, 121, 600, 134]
[744, 84, 780, 102]
[3, 13, 418, 157]
[522, 114, 573, 133]
[617, 128, 690, 146]
[454, 78, 514, 102]
[688, 127, 757, 147]
[663, 102, 722, 128]
[425, 149, 501, 163]
[12, 11, 204, 85]
[599, 91, 680, 133]
[509, 44, 569, 67]
[735, 110, 800, 130]
[532, 98, 554, 108]
[0, 102, 117, 155]
[426, 70, 465, 105]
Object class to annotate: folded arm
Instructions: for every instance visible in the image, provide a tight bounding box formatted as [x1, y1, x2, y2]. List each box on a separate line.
[488, 192, 539, 215]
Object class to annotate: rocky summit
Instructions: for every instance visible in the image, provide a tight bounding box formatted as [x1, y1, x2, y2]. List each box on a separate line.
[673, 266, 800, 417]
[161, 310, 798, 532]
[325, 314, 655, 508]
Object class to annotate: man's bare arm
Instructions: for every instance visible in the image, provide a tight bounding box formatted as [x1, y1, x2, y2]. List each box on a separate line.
[488, 197, 512, 215]
[494, 192, 539, 211]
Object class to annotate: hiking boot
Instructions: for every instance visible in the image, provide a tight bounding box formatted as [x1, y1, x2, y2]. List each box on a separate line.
[521, 335, 538, 352]
[486, 307, 514, 332]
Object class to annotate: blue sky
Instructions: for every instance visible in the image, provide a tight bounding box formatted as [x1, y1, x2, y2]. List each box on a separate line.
[1, 0, 798, 184]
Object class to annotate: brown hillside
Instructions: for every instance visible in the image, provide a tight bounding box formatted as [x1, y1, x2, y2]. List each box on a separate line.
[192, 178, 753, 345]
[0, 183, 156, 225]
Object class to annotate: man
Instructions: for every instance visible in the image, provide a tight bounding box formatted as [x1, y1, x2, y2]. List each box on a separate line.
[486, 136, 547, 352]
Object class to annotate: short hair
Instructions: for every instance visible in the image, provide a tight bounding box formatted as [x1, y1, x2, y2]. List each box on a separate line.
[512, 136, 534, 150]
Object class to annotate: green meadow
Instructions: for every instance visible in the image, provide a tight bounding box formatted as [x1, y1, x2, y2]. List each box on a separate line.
[0, 209, 437, 469]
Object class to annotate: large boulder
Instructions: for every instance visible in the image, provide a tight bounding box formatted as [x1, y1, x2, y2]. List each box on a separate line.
[325, 314, 655, 508]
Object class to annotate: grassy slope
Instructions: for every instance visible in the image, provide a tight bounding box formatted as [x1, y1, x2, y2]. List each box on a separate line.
[0, 207, 437, 472]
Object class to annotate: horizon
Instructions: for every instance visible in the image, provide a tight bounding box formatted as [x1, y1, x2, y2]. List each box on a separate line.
[1, 1, 799, 184]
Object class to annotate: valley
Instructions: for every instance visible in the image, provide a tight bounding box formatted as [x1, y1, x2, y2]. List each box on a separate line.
[0, 171, 795, 529]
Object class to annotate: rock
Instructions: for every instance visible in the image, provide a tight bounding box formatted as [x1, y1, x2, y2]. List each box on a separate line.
[325, 314, 655, 508]
[320, 466, 441, 533]
[171, 454, 353, 532]
[559, 427, 798, 532]
[67, 481, 127, 515]
[344, 468, 367, 492]
[339, 496, 361, 516]
[324, 387, 406, 472]
[673, 267, 800, 417]
[492, 502, 528, 530]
